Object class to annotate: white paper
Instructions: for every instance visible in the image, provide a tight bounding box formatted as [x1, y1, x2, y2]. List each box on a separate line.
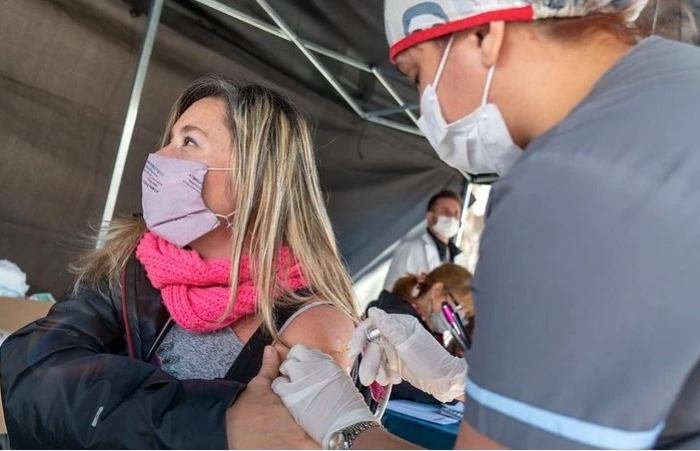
[441, 402, 464, 413]
[439, 402, 465, 420]
[0, 259, 29, 297]
[386, 400, 460, 425]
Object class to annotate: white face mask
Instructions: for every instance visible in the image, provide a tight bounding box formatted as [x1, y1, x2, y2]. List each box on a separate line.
[432, 215, 460, 238]
[429, 310, 451, 334]
[417, 35, 522, 177]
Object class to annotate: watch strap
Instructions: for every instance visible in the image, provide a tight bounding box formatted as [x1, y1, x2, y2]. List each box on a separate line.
[328, 421, 384, 450]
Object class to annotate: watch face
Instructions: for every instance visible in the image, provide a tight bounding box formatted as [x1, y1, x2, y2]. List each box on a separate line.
[327, 432, 350, 450]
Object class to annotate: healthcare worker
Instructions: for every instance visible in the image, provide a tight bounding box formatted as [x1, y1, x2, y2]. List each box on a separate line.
[271, 0, 700, 449]
[383, 190, 463, 291]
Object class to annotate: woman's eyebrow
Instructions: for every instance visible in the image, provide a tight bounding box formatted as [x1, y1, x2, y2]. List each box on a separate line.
[179, 124, 208, 137]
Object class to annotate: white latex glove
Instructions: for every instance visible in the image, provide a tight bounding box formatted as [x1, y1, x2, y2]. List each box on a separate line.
[272, 345, 380, 449]
[349, 307, 467, 403]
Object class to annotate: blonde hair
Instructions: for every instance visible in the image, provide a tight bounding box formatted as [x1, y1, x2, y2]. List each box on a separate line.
[71, 74, 360, 338]
[392, 263, 472, 309]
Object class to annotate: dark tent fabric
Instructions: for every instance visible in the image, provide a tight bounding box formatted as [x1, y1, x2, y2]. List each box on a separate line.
[0, 0, 463, 296]
[2, 0, 698, 296]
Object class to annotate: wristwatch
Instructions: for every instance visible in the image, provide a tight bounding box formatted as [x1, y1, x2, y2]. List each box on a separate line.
[326, 421, 384, 450]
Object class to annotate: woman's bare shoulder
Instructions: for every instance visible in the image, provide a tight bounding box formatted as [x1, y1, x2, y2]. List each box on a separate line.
[277, 301, 355, 371]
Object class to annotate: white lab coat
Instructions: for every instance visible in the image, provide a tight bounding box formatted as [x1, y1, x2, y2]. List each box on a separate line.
[383, 231, 442, 291]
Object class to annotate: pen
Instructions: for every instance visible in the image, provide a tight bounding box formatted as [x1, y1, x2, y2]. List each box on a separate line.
[449, 303, 472, 350]
[441, 302, 469, 351]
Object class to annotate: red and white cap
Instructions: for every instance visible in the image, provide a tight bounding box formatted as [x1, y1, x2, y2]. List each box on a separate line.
[385, 0, 649, 62]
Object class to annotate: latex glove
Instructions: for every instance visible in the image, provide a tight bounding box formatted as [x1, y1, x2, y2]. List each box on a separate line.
[349, 307, 467, 403]
[272, 345, 379, 449]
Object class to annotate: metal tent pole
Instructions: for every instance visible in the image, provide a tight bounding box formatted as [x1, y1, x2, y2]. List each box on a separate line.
[191, 0, 375, 73]
[455, 181, 473, 246]
[190, 0, 422, 135]
[364, 103, 419, 118]
[371, 67, 420, 126]
[254, 0, 366, 118]
[97, 0, 164, 248]
[367, 116, 423, 136]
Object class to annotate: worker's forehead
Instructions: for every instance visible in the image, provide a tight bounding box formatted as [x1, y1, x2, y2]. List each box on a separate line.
[432, 197, 461, 210]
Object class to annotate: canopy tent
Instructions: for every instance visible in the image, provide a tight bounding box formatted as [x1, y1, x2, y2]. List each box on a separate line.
[1, 0, 697, 299]
[97, 0, 455, 242]
[0, 0, 465, 298]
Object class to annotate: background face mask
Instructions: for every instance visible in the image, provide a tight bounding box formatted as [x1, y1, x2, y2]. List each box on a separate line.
[429, 309, 451, 334]
[141, 154, 234, 247]
[432, 215, 460, 238]
[417, 35, 522, 176]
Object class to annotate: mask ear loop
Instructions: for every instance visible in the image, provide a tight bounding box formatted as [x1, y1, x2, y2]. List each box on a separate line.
[215, 211, 236, 228]
[207, 167, 236, 227]
[433, 34, 455, 89]
[481, 65, 497, 106]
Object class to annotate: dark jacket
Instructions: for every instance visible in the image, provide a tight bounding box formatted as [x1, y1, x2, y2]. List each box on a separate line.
[366, 290, 441, 405]
[0, 256, 288, 449]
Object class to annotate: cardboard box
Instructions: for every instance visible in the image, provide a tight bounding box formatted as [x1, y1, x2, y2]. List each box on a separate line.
[0, 297, 53, 434]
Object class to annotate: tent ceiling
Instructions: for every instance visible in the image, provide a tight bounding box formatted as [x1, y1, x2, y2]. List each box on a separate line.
[126, 0, 420, 132]
[0, 0, 466, 295]
[122, 0, 700, 187]
[123, 0, 700, 130]
[2, 0, 698, 295]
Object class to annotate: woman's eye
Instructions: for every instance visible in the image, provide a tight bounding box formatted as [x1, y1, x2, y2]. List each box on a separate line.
[183, 136, 197, 147]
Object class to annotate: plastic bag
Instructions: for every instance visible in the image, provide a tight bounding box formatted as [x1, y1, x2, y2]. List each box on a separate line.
[0, 259, 30, 298]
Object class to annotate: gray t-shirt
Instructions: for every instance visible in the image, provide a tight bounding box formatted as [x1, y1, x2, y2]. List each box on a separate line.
[464, 37, 700, 449]
[155, 301, 332, 380]
[156, 324, 244, 380]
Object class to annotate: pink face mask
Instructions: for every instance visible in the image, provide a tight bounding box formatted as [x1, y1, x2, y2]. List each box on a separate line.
[141, 154, 235, 247]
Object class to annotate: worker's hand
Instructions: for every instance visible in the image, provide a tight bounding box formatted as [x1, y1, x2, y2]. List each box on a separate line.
[272, 345, 379, 449]
[226, 346, 319, 449]
[349, 307, 467, 403]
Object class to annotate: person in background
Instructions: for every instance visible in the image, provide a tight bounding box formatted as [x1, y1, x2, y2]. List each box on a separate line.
[383, 190, 463, 291]
[368, 263, 473, 404]
[0, 74, 358, 449]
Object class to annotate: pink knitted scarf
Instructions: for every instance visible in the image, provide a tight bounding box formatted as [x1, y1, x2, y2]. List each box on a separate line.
[135, 232, 308, 333]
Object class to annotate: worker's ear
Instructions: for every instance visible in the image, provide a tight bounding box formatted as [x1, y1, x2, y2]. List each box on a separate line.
[478, 21, 506, 68]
